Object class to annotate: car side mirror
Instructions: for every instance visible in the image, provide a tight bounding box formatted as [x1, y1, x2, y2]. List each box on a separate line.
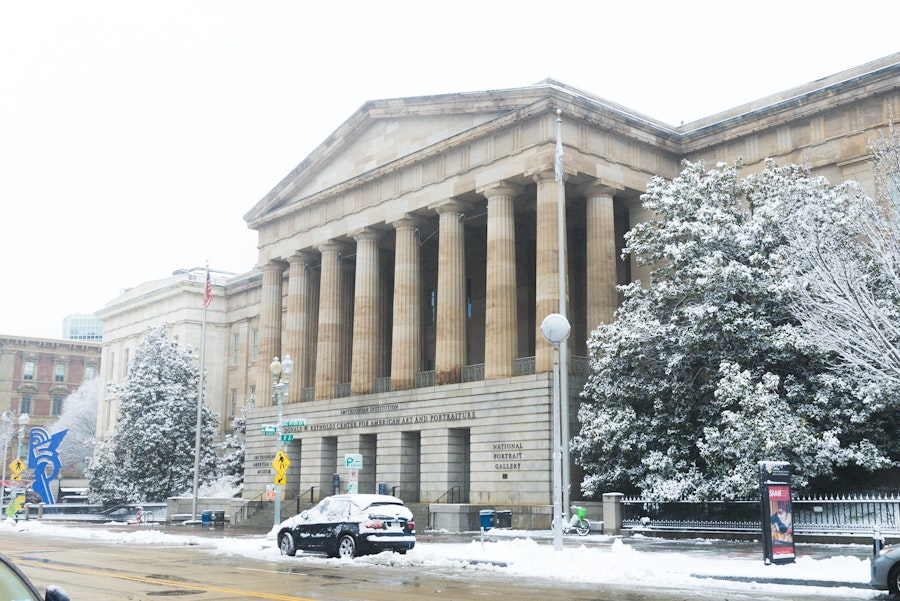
[46, 586, 70, 601]
[300, 510, 309, 519]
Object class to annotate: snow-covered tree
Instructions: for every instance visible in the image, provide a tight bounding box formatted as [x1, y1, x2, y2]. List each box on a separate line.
[49, 377, 99, 475]
[219, 399, 252, 490]
[781, 122, 900, 393]
[572, 160, 893, 501]
[86, 325, 220, 504]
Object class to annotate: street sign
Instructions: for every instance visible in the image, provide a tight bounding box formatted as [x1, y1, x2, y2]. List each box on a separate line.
[272, 450, 290, 475]
[282, 419, 307, 427]
[344, 453, 363, 470]
[274, 474, 286, 485]
[262, 425, 277, 435]
[280, 433, 294, 443]
[9, 457, 25, 475]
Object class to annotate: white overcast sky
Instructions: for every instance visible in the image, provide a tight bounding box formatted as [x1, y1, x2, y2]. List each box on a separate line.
[1, 0, 897, 339]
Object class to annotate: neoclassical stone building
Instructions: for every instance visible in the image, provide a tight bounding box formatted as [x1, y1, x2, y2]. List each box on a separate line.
[97, 54, 899, 523]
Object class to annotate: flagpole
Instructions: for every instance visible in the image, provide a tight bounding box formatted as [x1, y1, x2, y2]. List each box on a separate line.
[555, 110, 571, 518]
[191, 263, 211, 522]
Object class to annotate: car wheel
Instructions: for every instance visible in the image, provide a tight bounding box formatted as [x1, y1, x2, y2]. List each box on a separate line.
[337, 534, 357, 559]
[890, 564, 900, 595]
[278, 531, 297, 557]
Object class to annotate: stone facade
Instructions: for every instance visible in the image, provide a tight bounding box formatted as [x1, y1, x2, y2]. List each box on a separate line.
[96, 54, 899, 513]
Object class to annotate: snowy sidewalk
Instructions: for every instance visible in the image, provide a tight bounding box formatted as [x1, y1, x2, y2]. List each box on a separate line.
[0, 519, 881, 598]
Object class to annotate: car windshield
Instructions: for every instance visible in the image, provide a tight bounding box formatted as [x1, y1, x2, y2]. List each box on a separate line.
[0, 558, 40, 601]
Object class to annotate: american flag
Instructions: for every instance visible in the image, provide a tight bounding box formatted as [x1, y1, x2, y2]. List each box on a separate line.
[204, 268, 212, 308]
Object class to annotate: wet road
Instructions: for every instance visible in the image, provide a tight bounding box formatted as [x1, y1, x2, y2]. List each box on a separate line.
[0, 528, 880, 601]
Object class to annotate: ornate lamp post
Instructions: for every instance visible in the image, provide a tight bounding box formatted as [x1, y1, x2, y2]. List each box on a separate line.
[541, 313, 570, 552]
[270, 355, 293, 527]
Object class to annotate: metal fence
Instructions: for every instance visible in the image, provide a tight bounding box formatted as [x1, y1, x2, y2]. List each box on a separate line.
[622, 494, 900, 535]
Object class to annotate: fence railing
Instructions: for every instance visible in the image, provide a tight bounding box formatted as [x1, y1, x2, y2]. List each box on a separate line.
[622, 494, 900, 535]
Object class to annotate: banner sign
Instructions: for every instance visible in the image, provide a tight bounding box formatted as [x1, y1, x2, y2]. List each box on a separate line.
[758, 461, 795, 564]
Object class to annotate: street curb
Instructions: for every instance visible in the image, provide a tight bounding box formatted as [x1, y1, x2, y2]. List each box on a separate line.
[691, 574, 871, 589]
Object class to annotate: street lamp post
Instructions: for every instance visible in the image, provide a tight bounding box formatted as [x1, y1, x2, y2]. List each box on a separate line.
[270, 355, 293, 528]
[17, 413, 30, 462]
[1, 411, 14, 512]
[541, 313, 571, 552]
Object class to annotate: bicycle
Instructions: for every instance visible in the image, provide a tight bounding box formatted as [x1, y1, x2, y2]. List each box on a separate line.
[552, 505, 591, 536]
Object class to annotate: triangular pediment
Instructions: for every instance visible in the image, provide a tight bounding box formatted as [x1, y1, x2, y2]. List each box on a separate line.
[244, 84, 579, 225]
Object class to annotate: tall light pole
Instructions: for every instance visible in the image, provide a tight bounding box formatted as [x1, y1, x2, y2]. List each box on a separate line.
[17, 413, 30, 461]
[1, 411, 14, 512]
[555, 109, 572, 517]
[270, 354, 293, 527]
[541, 313, 570, 552]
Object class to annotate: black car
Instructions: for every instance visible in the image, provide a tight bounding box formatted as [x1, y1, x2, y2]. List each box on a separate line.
[277, 494, 415, 559]
[0, 552, 69, 601]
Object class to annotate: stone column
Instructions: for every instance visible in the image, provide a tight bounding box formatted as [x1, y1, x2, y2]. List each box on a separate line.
[390, 217, 422, 390]
[582, 184, 621, 329]
[533, 171, 566, 374]
[258, 261, 285, 406]
[350, 229, 381, 395]
[314, 243, 344, 400]
[434, 200, 467, 385]
[482, 182, 522, 379]
[285, 252, 314, 395]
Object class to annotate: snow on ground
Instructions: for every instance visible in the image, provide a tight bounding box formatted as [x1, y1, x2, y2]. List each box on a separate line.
[0, 519, 880, 598]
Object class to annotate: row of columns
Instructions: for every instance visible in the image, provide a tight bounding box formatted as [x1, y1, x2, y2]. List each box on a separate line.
[257, 174, 621, 405]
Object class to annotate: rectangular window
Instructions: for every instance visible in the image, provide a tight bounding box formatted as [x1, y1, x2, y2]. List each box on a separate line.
[85, 365, 96, 380]
[23, 361, 35, 381]
[54, 363, 66, 382]
[52, 397, 64, 416]
[249, 385, 256, 405]
[251, 329, 259, 362]
[232, 333, 240, 365]
[20, 395, 32, 415]
[109, 352, 115, 380]
[428, 289, 437, 325]
[230, 388, 238, 416]
[122, 348, 130, 378]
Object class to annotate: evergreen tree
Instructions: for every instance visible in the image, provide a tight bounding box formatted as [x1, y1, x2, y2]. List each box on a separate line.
[219, 400, 252, 490]
[572, 160, 891, 501]
[86, 325, 220, 504]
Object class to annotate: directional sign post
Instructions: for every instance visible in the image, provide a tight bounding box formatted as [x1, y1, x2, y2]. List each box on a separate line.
[280, 433, 294, 443]
[262, 425, 277, 436]
[344, 454, 362, 495]
[282, 419, 307, 427]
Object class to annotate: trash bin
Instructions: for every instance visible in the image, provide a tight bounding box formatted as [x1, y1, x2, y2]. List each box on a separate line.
[213, 510, 225, 526]
[479, 509, 495, 531]
[201, 510, 212, 525]
[495, 510, 512, 529]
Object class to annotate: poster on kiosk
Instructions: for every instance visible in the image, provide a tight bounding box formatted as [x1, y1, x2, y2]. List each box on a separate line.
[759, 461, 795, 564]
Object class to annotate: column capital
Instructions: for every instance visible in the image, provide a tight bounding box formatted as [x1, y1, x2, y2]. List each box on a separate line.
[389, 214, 424, 230]
[477, 181, 523, 200]
[578, 180, 624, 199]
[531, 170, 566, 185]
[351, 227, 383, 244]
[316, 241, 349, 255]
[429, 198, 468, 215]
[286, 251, 316, 266]
[260, 260, 287, 273]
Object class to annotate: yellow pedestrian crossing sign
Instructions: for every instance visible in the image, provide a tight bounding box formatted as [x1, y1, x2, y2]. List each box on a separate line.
[9, 457, 25, 475]
[274, 474, 286, 485]
[272, 450, 290, 475]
